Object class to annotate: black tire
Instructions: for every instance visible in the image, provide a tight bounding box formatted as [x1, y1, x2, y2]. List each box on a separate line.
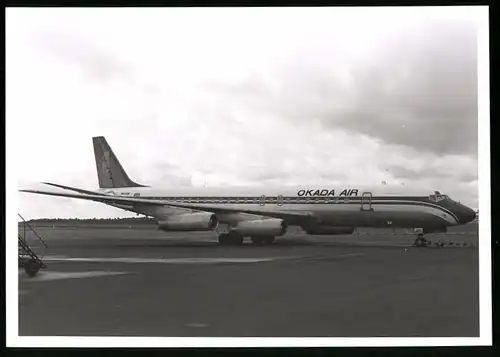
[251, 237, 263, 245]
[413, 237, 425, 248]
[24, 259, 40, 277]
[418, 238, 428, 248]
[262, 236, 276, 245]
[218, 233, 230, 245]
[228, 232, 244, 245]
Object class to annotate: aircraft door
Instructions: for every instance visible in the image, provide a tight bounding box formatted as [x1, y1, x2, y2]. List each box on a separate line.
[361, 192, 373, 211]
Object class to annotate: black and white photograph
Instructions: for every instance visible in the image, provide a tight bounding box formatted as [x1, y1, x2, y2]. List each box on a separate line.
[6, 6, 490, 347]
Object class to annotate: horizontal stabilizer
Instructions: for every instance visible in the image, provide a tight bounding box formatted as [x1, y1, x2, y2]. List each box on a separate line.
[42, 182, 105, 195]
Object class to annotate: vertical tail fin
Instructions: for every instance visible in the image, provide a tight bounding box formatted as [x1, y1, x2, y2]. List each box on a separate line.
[92, 136, 147, 188]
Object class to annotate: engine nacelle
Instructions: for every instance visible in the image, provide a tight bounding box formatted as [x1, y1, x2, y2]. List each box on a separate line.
[157, 212, 218, 232]
[231, 219, 287, 237]
[303, 226, 355, 235]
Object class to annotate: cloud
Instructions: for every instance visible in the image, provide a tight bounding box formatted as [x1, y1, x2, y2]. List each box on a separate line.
[7, 7, 481, 218]
[334, 19, 478, 156]
[208, 17, 478, 157]
[33, 30, 131, 82]
[385, 160, 478, 184]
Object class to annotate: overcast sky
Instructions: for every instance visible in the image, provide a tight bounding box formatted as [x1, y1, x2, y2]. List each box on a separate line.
[7, 7, 483, 219]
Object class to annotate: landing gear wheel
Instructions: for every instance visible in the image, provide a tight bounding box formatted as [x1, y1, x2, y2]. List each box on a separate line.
[228, 231, 244, 245]
[218, 233, 230, 245]
[251, 237, 264, 245]
[24, 259, 40, 277]
[413, 235, 428, 248]
[250, 236, 275, 245]
[219, 232, 244, 245]
[262, 236, 276, 245]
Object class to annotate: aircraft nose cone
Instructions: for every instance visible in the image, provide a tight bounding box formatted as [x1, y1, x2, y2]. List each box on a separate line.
[462, 206, 476, 224]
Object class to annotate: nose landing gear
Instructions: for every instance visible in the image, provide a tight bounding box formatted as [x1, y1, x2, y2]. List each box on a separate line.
[413, 233, 428, 248]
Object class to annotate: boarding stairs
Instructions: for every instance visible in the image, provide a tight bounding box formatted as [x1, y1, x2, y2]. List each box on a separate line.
[18, 214, 47, 277]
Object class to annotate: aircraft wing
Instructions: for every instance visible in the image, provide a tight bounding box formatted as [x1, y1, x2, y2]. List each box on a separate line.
[19, 189, 317, 223]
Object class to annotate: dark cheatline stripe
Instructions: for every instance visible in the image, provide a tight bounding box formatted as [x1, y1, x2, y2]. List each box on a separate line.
[135, 195, 459, 224]
[145, 196, 434, 201]
[369, 201, 459, 223]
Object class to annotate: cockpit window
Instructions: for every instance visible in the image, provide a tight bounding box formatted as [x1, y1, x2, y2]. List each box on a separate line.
[429, 191, 446, 203]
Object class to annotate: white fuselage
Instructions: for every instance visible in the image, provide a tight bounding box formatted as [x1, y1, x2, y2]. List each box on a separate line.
[96, 185, 467, 230]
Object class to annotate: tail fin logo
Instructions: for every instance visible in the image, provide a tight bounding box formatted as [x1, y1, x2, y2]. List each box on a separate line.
[101, 151, 113, 182]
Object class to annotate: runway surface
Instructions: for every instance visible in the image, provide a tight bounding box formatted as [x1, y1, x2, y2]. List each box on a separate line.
[18, 224, 479, 337]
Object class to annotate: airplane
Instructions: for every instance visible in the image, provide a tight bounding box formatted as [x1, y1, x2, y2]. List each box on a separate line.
[19, 136, 477, 247]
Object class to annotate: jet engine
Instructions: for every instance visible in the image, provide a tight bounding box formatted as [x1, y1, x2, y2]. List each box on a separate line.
[231, 219, 287, 236]
[303, 226, 355, 235]
[157, 212, 218, 232]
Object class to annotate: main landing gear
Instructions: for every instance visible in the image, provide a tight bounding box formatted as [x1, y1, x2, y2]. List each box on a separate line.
[217, 233, 277, 246]
[413, 233, 428, 248]
[218, 232, 244, 245]
[250, 236, 275, 245]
